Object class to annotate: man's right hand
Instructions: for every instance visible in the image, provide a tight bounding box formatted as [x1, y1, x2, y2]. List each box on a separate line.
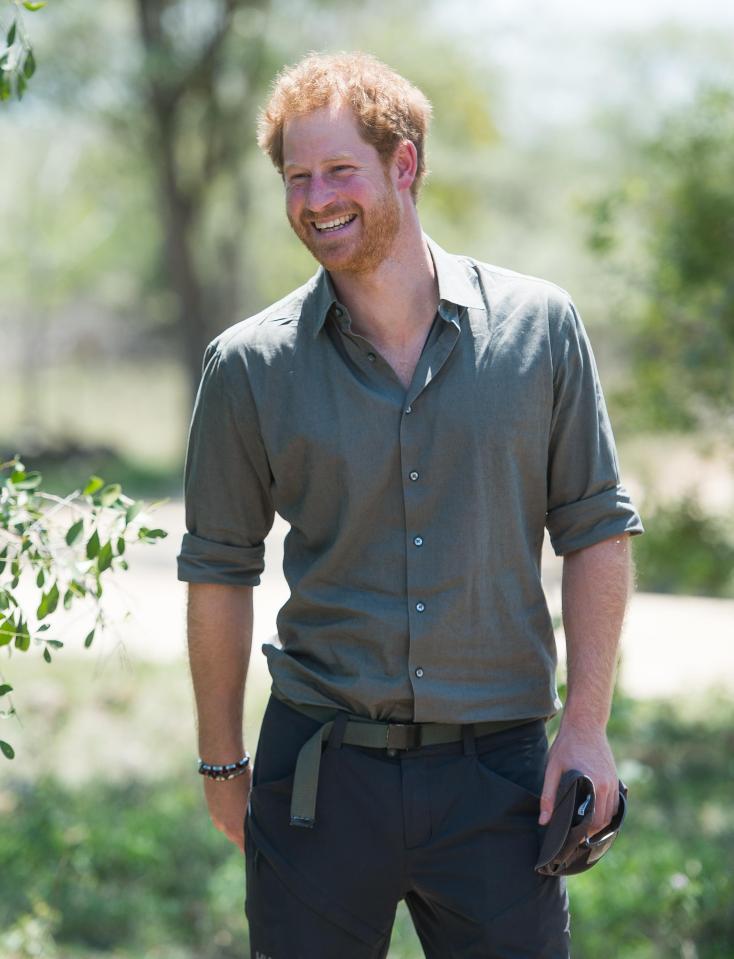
[203, 767, 253, 853]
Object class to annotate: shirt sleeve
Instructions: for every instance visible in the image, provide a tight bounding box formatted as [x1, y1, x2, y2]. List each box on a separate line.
[176, 339, 275, 585]
[545, 300, 644, 555]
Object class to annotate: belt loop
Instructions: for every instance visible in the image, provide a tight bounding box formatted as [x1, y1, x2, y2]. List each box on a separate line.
[327, 711, 349, 750]
[462, 723, 477, 756]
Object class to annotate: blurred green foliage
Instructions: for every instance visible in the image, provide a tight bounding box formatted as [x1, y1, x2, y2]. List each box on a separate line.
[0, 687, 732, 958]
[633, 498, 734, 598]
[587, 85, 734, 438]
[0, 777, 248, 958]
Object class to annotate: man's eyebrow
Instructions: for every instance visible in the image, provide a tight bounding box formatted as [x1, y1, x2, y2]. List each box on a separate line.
[283, 153, 357, 172]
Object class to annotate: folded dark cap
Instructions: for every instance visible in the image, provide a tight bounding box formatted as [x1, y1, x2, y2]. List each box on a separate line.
[535, 769, 628, 877]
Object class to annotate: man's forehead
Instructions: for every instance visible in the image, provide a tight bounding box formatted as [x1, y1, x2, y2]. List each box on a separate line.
[282, 103, 371, 166]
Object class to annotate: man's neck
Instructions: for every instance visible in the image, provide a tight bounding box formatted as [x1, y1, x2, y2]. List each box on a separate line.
[328, 223, 439, 350]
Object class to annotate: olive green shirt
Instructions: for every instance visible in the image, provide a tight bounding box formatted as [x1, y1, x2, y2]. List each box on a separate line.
[177, 236, 643, 723]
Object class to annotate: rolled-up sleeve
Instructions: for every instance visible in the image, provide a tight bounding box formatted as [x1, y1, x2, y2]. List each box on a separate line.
[177, 340, 275, 585]
[545, 301, 643, 555]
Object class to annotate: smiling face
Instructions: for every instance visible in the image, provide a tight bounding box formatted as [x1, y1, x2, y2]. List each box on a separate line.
[282, 100, 404, 275]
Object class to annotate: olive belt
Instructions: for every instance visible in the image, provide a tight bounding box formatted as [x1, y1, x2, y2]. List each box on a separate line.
[269, 686, 531, 829]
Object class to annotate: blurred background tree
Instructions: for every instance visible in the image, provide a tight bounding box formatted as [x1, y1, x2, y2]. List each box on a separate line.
[135, 0, 271, 399]
[586, 85, 734, 438]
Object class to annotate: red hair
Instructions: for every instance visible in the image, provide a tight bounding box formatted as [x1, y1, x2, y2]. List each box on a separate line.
[257, 51, 433, 201]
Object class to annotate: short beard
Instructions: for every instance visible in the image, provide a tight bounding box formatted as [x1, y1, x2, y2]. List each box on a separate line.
[287, 170, 401, 275]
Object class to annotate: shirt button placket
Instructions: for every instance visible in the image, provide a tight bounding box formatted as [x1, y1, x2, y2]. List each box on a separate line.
[401, 392, 430, 709]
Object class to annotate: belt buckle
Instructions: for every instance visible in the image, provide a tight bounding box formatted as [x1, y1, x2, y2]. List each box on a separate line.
[386, 723, 422, 752]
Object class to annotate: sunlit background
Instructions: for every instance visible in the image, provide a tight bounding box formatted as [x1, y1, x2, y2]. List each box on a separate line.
[1, 1, 733, 957]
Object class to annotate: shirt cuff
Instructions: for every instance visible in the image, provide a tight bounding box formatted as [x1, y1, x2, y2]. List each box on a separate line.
[546, 485, 644, 556]
[176, 532, 265, 586]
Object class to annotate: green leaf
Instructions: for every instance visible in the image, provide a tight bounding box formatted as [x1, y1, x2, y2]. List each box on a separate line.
[14, 619, 30, 652]
[37, 582, 59, 620]
[47, 582, 59, 614]
[23, 1, 48, 10]
[12, 470, 41, 491]
[17, 73, 26, 101]
[0, 741, 15, 760]
[125, 502, 143, 525]
[36, 568, 45, 588]
[100, 484, 122, 507]
[116, 536, 126, 555]
[0, 684, 12, 697]
[23, 48, 36, 79]
[0, 546, 7, 574]
[86, 529, 100, 559]
[97, 541, 113, 573]
[46, 640, 63, 649]
[0, 74, 11, 102]
[65, 518, 84, 546]
[83, 476, 104, 497]
[139, 527, 167, 540]
[63, 588, 73, 610]
[84, 628, 95, 648]
[37, 623, 50, 631]
[7, 22, 16, 46]
[0, 617, 14, 646]
[43, 647, 51, 663]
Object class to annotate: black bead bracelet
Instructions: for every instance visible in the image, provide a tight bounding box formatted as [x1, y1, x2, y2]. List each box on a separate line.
[197, 752, 251, 781]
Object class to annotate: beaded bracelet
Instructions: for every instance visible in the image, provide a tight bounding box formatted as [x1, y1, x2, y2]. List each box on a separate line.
[197, 752, 251, 781]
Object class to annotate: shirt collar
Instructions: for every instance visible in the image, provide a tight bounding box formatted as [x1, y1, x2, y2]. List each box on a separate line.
[304, 233, 486, 339]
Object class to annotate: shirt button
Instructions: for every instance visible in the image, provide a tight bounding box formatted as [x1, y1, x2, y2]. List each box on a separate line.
[409, 471, 419, 481]
[415, 667, 424, 678]
[414, 536, 423, 547]
[405, 405, 412, 414]
[367, 352, 376, 362]
[416, 602, 425, 613]
[334, 306, 343, 317]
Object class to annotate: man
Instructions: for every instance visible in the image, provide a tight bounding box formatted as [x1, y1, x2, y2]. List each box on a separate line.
[177, 51, 643, 959]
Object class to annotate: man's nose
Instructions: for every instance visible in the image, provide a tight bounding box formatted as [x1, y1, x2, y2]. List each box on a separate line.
[305, 174, 337, 213]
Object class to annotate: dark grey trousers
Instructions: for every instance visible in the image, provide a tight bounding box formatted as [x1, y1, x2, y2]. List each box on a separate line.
[245, 694, 570, 958]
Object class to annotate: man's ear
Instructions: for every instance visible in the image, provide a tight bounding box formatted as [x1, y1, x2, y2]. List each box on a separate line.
[393, 140, 418, 194]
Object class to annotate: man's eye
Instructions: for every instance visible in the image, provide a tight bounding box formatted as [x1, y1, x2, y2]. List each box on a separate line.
[332, 165, 353, 173]
[289, 173, 308, 182]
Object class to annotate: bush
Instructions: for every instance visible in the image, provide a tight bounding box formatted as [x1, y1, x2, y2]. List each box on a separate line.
[633, 498, 734, 597]
[569, 694, 734, 958]
[0, 775, 248, 959]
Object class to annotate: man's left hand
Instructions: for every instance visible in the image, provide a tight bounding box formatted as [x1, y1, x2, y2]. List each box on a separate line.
[538, 721, 619, 838]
